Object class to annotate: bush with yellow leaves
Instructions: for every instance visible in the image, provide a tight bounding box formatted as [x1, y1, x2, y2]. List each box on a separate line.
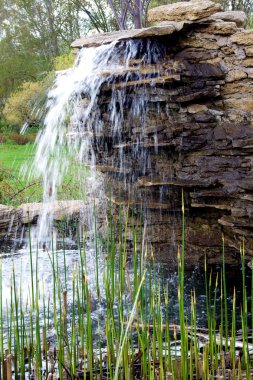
[2, 51, 75, 128]
[2, 79, 51, 127]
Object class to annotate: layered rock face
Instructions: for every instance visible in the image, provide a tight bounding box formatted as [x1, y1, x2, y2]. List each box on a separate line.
[0, 205, 20, 239]
[73, 1, 253, 266]
[0, 200, 94, 240]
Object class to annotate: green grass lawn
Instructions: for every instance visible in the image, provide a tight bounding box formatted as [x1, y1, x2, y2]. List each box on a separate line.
[0, 142, 88, 206]
[0, 143, 35, 173]
[0, 142, 39, 205]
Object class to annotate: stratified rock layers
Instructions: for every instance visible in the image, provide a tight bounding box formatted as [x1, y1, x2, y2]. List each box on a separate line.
[73, 1, 253, 266]
[0, 205, 20, 239]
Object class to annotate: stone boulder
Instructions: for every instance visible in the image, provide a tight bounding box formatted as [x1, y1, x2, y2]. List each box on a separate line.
[0, 205, 20, 239]
[18, 200, 89, 224]
[223, 98, 253, 112]
[231, 30, 253, 45]
[211, 10, 247, 27]
[18, 203, 43, 224]
[245, 47, 253, 57]
[225, 69, 248, 83]
[71, 0, 253, 266]
[196, 21, 237, 35]
[148, 0, 222, 23]
[71, 23, 185, 48]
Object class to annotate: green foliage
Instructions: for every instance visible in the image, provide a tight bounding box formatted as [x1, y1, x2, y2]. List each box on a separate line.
[0, 215, 252, 378]
[2, 80, 49, 127]
[0, 142, 88, 206]
[247, 14, 253, 28]
[73, 0, 115, 32]
[0, 135, 6, 144]
[1, 49, 78, 129]
[0, 0, 90, 109]
[1, 49, 77, 129]
[0, 35, 52, 110]
[54, 51, 76, 71]
[0, 119, 17, 134]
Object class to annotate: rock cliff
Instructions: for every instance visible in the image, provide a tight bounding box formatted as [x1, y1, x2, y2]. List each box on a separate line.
[71, 0, 253, 266]
[31, 2, 253, 265]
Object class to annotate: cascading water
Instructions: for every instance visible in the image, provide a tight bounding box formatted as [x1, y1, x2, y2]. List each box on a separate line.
[0, 38, 184, 356]
[1, 10, 251, 374]
[30, 38, 167, 243]
[0, 38, 173, 323]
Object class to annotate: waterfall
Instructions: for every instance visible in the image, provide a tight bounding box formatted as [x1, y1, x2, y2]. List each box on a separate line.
[30, 38, 166, 242]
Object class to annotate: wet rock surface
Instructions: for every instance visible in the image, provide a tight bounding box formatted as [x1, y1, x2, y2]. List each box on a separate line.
[0, 200, 98, 242]
[71, 0, 253, 266]
[0, 205, 20, 239]
[2, 0, 252, 266]
[71, 23, 186, 48]
[17, 200, 89, 224]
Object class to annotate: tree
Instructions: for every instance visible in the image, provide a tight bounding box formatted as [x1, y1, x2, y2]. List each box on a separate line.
[0, 34, 50, 109]
[230, 0, 253, 27]
[107, 0, 152, 29]
[229, 0, 253, 14]
[0, 0, 89, 109]
[215, 0, 253, 26]
[2, 51, 75, 128]
[73, 0, 115, 32]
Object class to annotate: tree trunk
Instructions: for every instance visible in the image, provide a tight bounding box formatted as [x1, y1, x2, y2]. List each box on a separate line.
[44, 0, 59, 56]
[134, 0, 142, 28]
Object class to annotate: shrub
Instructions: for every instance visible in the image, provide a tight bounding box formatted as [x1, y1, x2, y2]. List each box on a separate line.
[0, 134, 6, 143]
[26, 133, 37, 143]
[2, 78, 51, 127]
[0, 119, 11, 133]
[54, 51, 75, 71]
[10, 133, 30, 145]
[2, 52, 76, 129]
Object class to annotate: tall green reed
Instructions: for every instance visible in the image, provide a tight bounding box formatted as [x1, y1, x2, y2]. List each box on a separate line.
[0, 202, 253, 379]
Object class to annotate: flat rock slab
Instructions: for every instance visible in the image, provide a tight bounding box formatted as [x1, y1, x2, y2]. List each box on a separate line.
[18, 200, 91, 224]
[196, 21, 237, 35]
[148, 0, 222, 23]
[71, 23, 185, 48]
[71, 1, 247, 52]
[0, 204, 16, 217]
[211, 10, 247, 27]
[230, 30, 253, 45]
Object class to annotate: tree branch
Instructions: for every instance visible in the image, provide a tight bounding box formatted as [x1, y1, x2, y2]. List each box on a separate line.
[107, 0, 125, 29]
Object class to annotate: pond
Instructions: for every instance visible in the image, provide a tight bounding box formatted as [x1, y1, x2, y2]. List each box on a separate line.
[0, 223, 251, 379]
